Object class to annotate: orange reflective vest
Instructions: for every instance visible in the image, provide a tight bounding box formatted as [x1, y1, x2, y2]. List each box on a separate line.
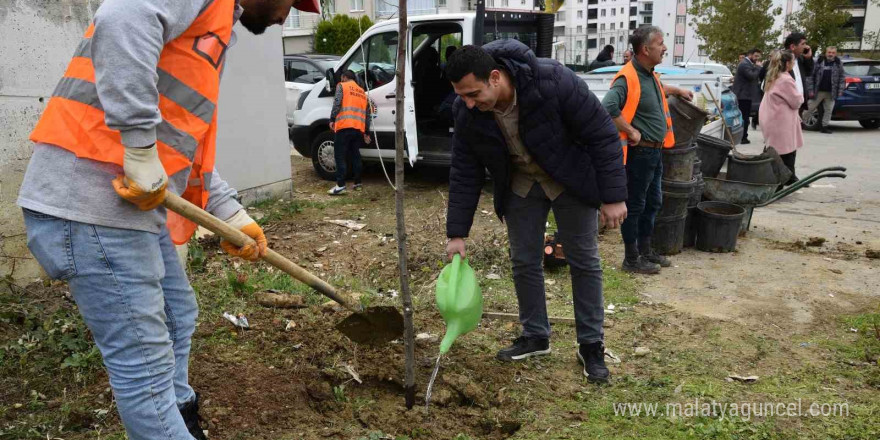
[611, 61, 675, 165]
[29, 0, 234, 245]
[334, 81, 368, 133]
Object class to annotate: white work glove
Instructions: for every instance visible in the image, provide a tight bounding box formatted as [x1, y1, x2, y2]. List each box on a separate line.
[112, 145, 169, 210]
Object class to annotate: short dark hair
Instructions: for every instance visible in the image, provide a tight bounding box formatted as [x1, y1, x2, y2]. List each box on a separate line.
[445, 45, 457, 60]
[445, 45, 497, 83]
[747, 48, 762, 56]
[783, 32, 806, 50]
[740, 52, 747, 57]
[603, 44, 615, 53]
[630, 26, 662, 55]
[341, 70, 356, 81]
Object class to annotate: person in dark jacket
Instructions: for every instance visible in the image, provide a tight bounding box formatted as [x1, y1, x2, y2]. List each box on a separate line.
[804, 46, 845, 134]
[760, 32, 813, 108]
[732, 48, 763, 144]
[443, 41, 627, 383]
[589, 45, 616, 71]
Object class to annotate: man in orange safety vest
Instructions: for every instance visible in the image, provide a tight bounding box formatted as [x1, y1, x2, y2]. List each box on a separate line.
[328, 70, 372, 195]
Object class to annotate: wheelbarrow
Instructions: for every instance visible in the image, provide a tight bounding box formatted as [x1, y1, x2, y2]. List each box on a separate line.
[703, 166, 847, 234]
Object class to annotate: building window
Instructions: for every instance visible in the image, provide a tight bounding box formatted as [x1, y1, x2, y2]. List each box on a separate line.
[620, 22, 624, 28]
[675, 36, 684, 44]
[577, 25, 583, 33]
[678, 0, 686, 3]
[577, 10, 583, 18]
[611, 8, 615, 15]
[557, 11, 565, 20]
[620, 7, 624, 13]
[283, 8, 301, 29]
[588, 38, 597, 48]
[576, 54, 582, 63]
[350, 0, 364, 11]
[610, 23, 615, 30]
[699, 46, 708, 56]
[502, 0, 509, 6]
[674, 56, 684, 63]
[644, 3, 652, 12]
[600, 23, 605, 30]
[600, 37, 605, 45]
[619, 35, 625, 42]
[676, 15, 686, 24]
[601, 8, 606, 16]
[578, 0, 584, 3]
[576, 40, 583, 50]
[644, 16, 652, 24]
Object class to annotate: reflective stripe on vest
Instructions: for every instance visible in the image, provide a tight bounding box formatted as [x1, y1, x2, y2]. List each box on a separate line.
[29, 0, 235, 245]
[611, 61, 676, 165]
[335, 81, 368, 132]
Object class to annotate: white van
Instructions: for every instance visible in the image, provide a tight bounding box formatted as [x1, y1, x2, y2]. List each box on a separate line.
[290, 11, 553, 180]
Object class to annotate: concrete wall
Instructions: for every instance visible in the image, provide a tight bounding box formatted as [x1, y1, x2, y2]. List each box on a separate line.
[0, 1, 291, 281]
[0, 0, 101, 281]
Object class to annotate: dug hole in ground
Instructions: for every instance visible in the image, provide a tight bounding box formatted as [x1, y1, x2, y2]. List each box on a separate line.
[1, 123, 878, 439]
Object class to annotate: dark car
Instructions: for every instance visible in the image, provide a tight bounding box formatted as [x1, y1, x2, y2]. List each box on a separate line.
[803, 58, 880, 130]
[283, 54, 340, 85]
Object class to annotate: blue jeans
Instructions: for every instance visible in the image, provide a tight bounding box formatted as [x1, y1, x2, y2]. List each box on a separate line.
[504, 185, 604, 344]
[621, 146, 663, 245]
[23, 209, 197, 440]
[334, 128, 364, 187]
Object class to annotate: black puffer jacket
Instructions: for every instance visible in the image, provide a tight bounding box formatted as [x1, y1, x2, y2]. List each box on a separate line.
[446, 39, 626, 238]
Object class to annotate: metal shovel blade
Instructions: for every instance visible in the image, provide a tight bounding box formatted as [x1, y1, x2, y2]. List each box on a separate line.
[335, 306, 405, 345]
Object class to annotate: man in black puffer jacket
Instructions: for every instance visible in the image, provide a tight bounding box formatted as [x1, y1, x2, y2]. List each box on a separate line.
[444, 41, 627, 384]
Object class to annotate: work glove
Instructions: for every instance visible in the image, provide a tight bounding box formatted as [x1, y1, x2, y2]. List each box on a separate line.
[112, 144, 169, 210]
[220, 209, 268, 261]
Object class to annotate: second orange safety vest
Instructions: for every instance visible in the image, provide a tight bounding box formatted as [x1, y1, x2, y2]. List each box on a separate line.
[29, 0, 235, 245]
[611, 61, 675, 165]
[334, 81, 369, 133]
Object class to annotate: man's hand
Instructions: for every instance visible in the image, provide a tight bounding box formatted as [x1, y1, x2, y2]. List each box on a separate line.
[676, 88, 694, 101]
[627, 128, 642, 146]
[112, 144, 168, 210]
[446, 237, 466, 261]
[220, 210, 268, 261]
[599, 202, 627, 229]
[364, 134, 372, 144]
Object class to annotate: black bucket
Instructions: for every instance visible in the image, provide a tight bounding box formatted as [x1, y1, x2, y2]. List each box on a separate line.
[662, 145, 696, 182]
[668, 96, 709, 148]
[662, 176, 697, 196]
[652, 213, 688, 255]
[683, 206, 698, 247]
[695, 201, 746, 253]
[689, 173, 704, 207]
[659, 191, 689, 218]
[726, 155, 777, 184]
[695, 134, 731, 178]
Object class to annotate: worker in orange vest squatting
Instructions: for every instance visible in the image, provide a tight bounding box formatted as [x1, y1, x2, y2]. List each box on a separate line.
[601, 26, 694, 275]
[328, 69, 373, 195]
[16, 0, 319, 438]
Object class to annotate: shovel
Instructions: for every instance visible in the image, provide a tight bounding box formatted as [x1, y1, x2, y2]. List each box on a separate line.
[163, 191, 403, 345]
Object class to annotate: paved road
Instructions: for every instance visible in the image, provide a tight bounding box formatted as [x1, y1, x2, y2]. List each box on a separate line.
[739, 121, 880, 248]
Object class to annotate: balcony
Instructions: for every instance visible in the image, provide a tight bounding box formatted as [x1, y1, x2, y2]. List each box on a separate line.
[376, 0, 439, 18]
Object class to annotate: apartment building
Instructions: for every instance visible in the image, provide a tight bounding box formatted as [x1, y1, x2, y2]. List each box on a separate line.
[553, 0, 638, 66]
[840, 0, 880, 51]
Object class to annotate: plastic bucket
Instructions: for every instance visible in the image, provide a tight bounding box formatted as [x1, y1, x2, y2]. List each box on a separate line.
[662, 145, 696, 182]
[662, 176, 697, 196]
[726, 155, 777, 184]
[689, 173, 704, 207]
[693, 157, 702, 176]
[658, 191, 689, 218]
[652, 213, 688, 255]
[695, 201, 746, 253]
[668, 96, 709, 148]
[683, 206, 698, 247]
[695, 134, 731, 178]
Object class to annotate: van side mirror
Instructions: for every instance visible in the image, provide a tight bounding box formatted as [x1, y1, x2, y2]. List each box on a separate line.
[325, 68, 337, 89]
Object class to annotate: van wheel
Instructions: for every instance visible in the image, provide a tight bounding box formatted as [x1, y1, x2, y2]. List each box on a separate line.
[311, 131, 337, 181]
[859, 119, 880, 129]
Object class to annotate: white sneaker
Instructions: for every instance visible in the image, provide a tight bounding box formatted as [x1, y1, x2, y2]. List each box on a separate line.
[328, 185, 346, 195]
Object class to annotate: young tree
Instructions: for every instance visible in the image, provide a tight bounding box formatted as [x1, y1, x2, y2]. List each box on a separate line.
[689, 0, 782, 67]
[314, 15, 373, 55]
[785, 0, 854, 51]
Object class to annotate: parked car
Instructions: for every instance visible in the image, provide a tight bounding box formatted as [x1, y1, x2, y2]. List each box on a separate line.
[802, 58, 880, 130]
[284, 54, 340, 130]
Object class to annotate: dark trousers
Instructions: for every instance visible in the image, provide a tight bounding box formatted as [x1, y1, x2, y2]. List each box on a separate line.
[738, 99, 752, 141]
[620, 146, 663, 245]
[505, 185, 604, 344]
[780, 150, 798, 182]
[334, 128, 364, 187]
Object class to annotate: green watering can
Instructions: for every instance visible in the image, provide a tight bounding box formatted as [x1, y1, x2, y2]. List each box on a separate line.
[435, 254, 483, 354]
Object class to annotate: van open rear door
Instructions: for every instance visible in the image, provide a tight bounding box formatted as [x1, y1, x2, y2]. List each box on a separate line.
[404, 23, 419, 165]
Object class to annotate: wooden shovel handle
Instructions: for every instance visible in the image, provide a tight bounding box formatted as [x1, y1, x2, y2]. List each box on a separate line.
[163, 191, 358, 312]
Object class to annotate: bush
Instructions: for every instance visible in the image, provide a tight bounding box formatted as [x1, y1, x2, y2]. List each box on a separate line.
[314, 15, 373, 55]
